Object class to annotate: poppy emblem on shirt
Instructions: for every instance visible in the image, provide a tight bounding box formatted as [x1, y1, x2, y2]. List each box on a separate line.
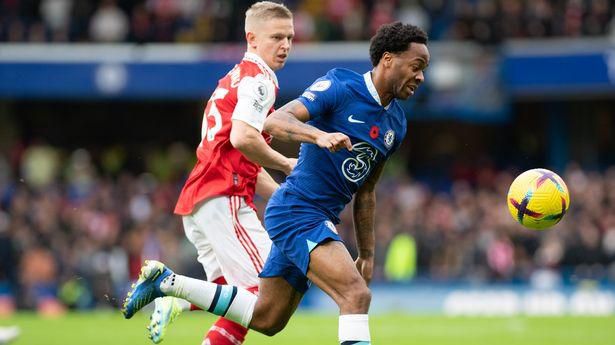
[384, 130, 395, 149]
[370, 126, 379, 139]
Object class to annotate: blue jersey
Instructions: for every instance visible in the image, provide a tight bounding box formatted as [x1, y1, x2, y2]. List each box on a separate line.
[283, 68, 408, 222]
[260, 69, 408, 293]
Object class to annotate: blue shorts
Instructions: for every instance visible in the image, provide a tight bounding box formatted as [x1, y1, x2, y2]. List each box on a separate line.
[259, 187, 342, 294]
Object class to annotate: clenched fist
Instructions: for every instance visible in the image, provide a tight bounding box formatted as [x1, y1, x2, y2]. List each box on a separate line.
[316, 132, 353, 152]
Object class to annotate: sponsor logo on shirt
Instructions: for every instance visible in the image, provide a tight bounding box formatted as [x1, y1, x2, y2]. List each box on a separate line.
[341, 142, 378, 183]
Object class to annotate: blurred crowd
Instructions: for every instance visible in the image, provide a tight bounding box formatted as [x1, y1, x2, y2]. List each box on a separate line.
[0, 0, 614, 44]
[0, 142, 614, 314]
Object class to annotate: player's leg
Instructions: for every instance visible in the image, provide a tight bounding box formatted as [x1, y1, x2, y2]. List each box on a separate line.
[193, 195, 271, 345]
[307, 241, 372, 345]
[124, 260, 303, 336]
[206, 195, 269, 289]
[201, 195, 305, 337]
[148, 207, 223, 343]
[148, 196, 297, 340]
[201, 277, 249, 345]
[123, 259, 254, 325]
[263, 190, 372, 344]
[124, 194, 306, 336]
[248, 277, 302, 336]
[123, 227, 306, 337]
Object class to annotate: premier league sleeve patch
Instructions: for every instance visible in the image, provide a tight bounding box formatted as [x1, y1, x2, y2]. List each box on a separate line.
[254, 81, 268, 102]
[309, 80, 332, 92]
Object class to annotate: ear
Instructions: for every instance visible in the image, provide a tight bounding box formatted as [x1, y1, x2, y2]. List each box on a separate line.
[381, 52, 393, 68]
[246, 31, 257, 49]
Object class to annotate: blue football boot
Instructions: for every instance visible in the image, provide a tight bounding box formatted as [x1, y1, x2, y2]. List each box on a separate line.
[122, 260, 173, 319]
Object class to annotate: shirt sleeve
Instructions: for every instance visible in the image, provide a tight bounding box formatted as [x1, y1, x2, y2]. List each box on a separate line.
[231, 73, 276, 132]
[296, 75, 342, 121]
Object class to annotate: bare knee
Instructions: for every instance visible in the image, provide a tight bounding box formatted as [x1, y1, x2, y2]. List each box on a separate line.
[258, 319, 287, 337]
[248, 277, 302, 337]
[250, 301, 291, 336]
[250, 310, 289, 336]
[338, 278, 372, 313]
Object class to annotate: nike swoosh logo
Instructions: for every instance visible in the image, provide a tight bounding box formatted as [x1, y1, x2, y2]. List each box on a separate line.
[348, 115, 365, 124]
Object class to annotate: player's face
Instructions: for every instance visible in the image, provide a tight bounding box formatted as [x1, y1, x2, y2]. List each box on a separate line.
[251, 18, 294, 71]
[390, 43, 429, 100]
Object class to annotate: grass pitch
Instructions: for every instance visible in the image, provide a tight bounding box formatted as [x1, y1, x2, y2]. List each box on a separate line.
[2, 311, 613, 345]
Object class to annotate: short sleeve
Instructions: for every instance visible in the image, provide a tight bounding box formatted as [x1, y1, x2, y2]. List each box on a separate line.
[296, 75, 342, 121]
[231, 73, 276, 132]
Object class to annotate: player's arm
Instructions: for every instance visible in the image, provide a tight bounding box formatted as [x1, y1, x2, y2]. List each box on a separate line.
[230, 120, 294, 175]
[264, 100, 352, 152]
[255, 168, 280, 200]
[352, 161, 387, 285]
[230, 75, 295, 175]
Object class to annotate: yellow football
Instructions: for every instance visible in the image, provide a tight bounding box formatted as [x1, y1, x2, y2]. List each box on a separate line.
[507, 168, 570, 230]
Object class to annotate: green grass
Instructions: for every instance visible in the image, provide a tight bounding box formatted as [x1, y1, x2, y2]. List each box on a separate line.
[1, 311, 613, 345]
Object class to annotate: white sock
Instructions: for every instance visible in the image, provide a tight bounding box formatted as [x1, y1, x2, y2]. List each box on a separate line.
[160, 273, 256, 327]
[339, 314, 371, 344]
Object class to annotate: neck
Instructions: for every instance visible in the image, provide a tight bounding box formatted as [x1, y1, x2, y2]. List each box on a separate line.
[245, 50, 277, 72]
[371, 67, 393, 107]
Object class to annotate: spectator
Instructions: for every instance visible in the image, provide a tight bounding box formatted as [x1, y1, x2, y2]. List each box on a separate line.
[0, 141, 614, 309]
[89, 0, 129, 42]
[40, 0, 72, 41]
[1, 0, 613, 44]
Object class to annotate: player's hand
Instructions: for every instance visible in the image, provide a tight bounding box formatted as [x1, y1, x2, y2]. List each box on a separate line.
[355, 256, 374, 285]
[316, 132, 352, 152]
[284, 158, 298, 175]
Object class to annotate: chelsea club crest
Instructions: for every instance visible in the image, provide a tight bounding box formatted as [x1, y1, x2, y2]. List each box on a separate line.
[384, 130, 395, 149]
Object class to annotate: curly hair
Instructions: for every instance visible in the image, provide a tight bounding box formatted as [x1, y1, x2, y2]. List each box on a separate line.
[369, 22, 428, 67]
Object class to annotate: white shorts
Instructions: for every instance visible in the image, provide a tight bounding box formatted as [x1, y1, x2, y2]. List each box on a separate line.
[182, 195, 271, 289]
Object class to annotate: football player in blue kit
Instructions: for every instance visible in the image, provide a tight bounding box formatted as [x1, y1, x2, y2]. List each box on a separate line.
[122, 22, 429, 345]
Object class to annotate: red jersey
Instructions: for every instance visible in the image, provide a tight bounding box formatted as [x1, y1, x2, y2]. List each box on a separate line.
[175, 52, 279, 215]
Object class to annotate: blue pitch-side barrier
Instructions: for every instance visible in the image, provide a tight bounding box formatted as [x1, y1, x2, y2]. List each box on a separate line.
[0, 39, 614, 120]
[0, 61, 370, 100]
[300, 282, 615, 315]
[0, 43, 372, 100]
[502, 38, 615, 97]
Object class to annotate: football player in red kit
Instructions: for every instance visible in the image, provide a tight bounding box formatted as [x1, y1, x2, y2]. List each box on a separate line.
[146, 2, 295, 344]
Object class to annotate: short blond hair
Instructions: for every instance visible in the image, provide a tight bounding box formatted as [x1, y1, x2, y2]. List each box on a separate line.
[245, 1, 293, 32]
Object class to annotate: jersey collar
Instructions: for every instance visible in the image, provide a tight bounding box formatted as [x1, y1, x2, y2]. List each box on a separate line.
[363, 71, 391, 110]
[243, 52, 279, 88]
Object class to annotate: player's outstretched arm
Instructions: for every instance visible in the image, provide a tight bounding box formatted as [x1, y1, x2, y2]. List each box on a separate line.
[230, 119, 295, 175]
[352, 161, 387, 284]
[265, 100, 352, 152]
